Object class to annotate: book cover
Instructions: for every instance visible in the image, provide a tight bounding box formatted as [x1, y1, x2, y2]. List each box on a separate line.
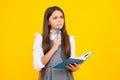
[53, 52, 93, 70]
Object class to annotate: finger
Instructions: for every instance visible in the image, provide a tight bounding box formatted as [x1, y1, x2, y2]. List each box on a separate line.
[67, 64, 77, 72]
[73, 63, 79, 70]
[54, 37, 57, 40]
[56, 37, 61, 42]
[57, 36, 61, 40]
[74, 63, 79, 67]
[68, 64, 76, 69]
[59, 37, 61, 41]
[66, 65, 73, 70]
[69, 64, 79, 70]
[56, 35, 60, 38]
[54, 37, 60, 41]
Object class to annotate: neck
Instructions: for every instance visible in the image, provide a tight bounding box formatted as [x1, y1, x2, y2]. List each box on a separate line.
[50, 28, 57, 34]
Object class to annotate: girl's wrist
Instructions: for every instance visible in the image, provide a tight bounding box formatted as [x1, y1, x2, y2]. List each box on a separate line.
[51, 46, 57, 52]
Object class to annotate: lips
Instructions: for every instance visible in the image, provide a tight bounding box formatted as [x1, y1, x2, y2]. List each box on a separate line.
[57, 24, 63, 27]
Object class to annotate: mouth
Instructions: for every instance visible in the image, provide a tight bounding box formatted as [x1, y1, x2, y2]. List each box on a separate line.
[57, 24, 63, 28]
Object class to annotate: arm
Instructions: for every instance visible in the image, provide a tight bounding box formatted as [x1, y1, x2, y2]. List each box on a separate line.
[33, 33, 61, 71]
[33, 33, 45, 71]
[70, 36, 76, 58]
[41, 36, 61, 65]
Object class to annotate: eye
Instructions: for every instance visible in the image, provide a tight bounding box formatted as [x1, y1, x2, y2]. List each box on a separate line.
[60, 16, 64, 19]
[53, 16, 57, 19]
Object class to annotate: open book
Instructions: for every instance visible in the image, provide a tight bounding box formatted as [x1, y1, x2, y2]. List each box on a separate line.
[53, 52, 93, 70]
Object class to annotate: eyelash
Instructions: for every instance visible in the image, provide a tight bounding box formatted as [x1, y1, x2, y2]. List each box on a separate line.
[60, 16, 64, 18]
[53, 17, 57, 19]
[53, 16, 64, 19]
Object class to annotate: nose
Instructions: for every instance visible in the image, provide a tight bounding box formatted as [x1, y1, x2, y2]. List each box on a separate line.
[57, 17, 62, 22]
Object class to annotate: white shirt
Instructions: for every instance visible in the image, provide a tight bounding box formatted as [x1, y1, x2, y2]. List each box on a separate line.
[33, 32, 76, 71]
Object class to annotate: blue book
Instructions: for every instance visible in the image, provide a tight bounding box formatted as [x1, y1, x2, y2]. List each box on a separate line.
[53, 52, 93, 70]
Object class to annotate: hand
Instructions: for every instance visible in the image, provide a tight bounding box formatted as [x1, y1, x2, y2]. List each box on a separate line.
[66, 63, 80, 72]
[52, 36, 61, 51]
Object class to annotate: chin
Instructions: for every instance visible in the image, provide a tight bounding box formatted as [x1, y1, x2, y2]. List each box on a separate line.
[59, 26, 63, 29]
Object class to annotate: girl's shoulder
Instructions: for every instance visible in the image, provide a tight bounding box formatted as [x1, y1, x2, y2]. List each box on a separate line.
[69, 35, 75, 41]
[34, 32, 43, 41]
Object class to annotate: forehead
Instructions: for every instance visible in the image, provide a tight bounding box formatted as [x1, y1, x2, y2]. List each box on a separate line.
[51, 10, 63, 17]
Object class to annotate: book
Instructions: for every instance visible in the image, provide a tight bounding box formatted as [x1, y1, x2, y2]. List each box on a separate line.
[53, 52, 93, 70]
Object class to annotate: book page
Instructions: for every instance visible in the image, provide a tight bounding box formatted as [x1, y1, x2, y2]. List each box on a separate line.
[79, 52, 92, 60]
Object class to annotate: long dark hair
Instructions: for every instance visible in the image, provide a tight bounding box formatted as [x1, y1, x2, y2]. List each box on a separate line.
[42, 6, 71, 59]
[41, 6, 71, 80]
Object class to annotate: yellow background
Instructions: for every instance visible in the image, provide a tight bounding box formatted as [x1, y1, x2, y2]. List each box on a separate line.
[0, 0, 120, 80]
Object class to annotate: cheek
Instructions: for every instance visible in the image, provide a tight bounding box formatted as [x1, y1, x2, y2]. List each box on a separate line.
[51, 22, 56, 26]
[48, 18, 54, 25]
[49, 20, 55, 25]
[62, 19, 64, 24]
[49, 21, 57, 28]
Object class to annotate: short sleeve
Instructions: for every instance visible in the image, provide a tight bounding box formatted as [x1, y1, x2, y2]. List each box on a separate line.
[33, 33, 45, 71]
[69, 36, 76, 58]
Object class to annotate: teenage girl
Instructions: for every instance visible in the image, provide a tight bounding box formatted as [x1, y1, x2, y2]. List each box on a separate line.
[33, 6, 80, 80]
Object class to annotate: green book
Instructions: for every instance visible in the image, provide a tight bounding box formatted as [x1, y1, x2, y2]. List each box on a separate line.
[53, 52, 93, 70]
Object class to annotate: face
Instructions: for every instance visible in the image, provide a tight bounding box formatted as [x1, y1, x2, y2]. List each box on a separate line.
[48, 10, 64, 31]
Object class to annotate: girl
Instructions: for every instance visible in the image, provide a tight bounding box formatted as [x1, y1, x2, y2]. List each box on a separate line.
[33, 6, 80, 80]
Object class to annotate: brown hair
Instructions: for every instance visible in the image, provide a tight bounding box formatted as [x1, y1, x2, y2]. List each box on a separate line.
[41, 6, 71, 80]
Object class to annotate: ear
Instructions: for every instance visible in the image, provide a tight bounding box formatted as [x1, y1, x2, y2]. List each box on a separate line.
[48, 21, 50, 25]
[48, 22, 50, 25]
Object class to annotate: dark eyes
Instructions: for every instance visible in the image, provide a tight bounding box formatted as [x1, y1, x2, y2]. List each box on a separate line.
[53, 17, 57, 19]
[60, 16, 64, 18]
[53, 16, 64, 19]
